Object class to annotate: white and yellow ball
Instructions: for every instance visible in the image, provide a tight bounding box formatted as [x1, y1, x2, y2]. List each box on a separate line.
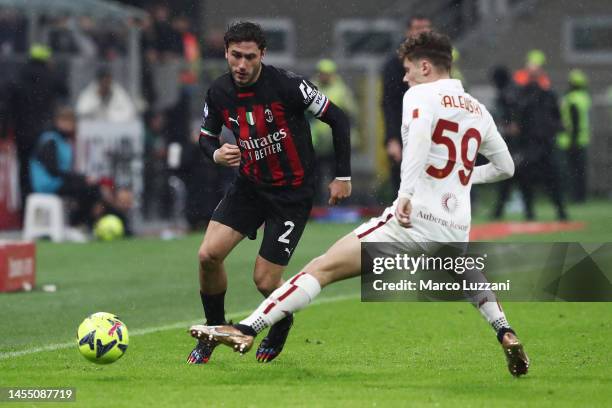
[76, 312, 129, 364]
[94, 215, 125, 241]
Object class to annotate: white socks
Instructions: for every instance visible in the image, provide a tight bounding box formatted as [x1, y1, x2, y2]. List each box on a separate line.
[240, 272, 321, 334]
[476, 300, 510, 332]
[461, 269, 511, 333]
[239, 271, 511, 336]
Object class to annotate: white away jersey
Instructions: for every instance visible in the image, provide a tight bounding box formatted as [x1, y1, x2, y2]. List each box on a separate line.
[399, 79, 508, 242]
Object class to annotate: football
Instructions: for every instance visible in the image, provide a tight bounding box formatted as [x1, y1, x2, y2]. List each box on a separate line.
[94, 215, 125, 241]
[76, 312, 129, 364]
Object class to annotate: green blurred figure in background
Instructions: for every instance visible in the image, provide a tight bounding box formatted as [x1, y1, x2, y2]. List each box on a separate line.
[558, 69, 591, 203]
[451, 48, 465, 84]
[310, 59, 357, 204]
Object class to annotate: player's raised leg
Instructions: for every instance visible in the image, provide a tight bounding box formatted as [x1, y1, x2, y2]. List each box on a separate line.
[190, 232, 361, 353]
[187, 221, 244, 364]
[474, 297, 529, 376]
[461, 268, 530, 376]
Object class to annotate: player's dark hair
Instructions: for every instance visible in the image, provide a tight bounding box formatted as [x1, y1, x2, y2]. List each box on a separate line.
[224, 21, 267, 50]
[398, 31, 452, 72]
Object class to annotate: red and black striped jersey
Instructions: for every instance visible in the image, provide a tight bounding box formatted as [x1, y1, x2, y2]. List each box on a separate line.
[199, 64, 331, 188]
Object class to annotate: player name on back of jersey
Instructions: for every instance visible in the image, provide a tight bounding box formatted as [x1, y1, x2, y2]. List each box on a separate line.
[239, 129, 288, 161]
[440, 94, 482, 116]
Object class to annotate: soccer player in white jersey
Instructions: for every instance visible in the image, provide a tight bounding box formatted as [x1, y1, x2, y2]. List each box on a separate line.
[189, 31, 529, 377]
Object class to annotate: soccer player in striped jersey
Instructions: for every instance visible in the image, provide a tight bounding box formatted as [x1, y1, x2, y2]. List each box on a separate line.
[190, 31, 529, 377]
[187, 21, 352, 364]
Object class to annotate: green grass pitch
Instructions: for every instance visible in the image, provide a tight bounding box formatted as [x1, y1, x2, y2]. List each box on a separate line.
[1, 201, 612, 407]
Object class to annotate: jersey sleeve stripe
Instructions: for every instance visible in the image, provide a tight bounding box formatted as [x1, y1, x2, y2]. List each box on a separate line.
[314, 98, 330, 118]
[200, 127, 219, 137]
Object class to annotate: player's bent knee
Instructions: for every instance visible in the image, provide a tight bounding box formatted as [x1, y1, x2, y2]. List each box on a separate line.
[198, 247, 224, 269]
[252, 272, 282, 296]
[253, 269, 282, 296]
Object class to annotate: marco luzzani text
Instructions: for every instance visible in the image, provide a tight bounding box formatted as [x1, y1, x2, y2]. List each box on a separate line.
[370, 254, 511, 292]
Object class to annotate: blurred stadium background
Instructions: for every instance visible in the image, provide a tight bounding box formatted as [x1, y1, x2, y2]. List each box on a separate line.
[1, 2, 612, 405]
[0, 0, 610, 237]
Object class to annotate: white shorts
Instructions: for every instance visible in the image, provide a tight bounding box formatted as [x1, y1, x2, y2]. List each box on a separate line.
[354, 205, 426, 243]
[354, 203, 470, 260]
[355, 205, 442, 259]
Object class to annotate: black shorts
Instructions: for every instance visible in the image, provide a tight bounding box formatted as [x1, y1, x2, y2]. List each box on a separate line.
[211, 177, 314, 266]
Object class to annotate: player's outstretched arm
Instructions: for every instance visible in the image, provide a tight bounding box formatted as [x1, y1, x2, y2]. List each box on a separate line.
[472, 113, 515, 184]
[318, 102, 351, 171]
[471, 149, 514, 184]
[318, 102, 352, 205]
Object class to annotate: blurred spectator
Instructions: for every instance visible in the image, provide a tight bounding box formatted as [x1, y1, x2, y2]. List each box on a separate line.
[310, 59, 357, 205]
[164, 84, 191, 144]
[451, 48, 466, 85]
[0, 11, 27, 56]
[47, 17, 98, 58]
[29, 107, 102, 228]
[202, 29, 226, 60]
[174, 129, 234, 231]
[489, 66, 524, 219]
[514, 58, 567, 221]
[134, 15, 158, 113]
[5, 44, 68, 206]
[381, 15, 432, 193]
[48, 17, 79, 54]
[76, 68, 137, 122]
[103, 186, 135, 236]
[29, 106, 133, 232]
[138, 14, 157, 54]
[174, 16, 201, 85]
[142, 111, 168, 219]
[95, 27, 127, 61]
[152, 4, 183, 60]
[557, 69, 591, 203]
[607, 86, 612, 121]
[513, 49, 551, 90]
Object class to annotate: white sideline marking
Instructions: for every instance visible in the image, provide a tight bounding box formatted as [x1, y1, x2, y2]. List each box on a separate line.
[0, 294, 358, 360]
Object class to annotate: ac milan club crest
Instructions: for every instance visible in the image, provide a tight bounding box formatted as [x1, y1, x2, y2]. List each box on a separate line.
[264, 108, 274, 123]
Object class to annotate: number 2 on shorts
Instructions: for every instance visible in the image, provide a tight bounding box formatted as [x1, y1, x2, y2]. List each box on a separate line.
[278, 221, 295, 244]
